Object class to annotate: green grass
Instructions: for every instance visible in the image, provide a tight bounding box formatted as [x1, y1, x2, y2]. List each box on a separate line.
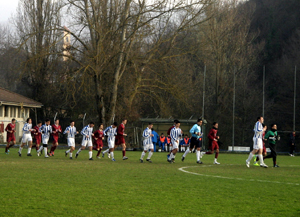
[0, 148, 300, 217]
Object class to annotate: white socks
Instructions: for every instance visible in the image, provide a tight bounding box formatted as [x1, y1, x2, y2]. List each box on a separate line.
[258, 154, 264, 165]
[37, 146, 43, 153]
[76, 148, 82, 154]
[246, 152, 253, 163]
[70, 152, 73, 158]
[44, 148, 48, 157]
[66, 149, 70, 153]
[183, 148, 190, 157]
[27, 148, 31, 154]
[110, 152, 114, 159]
[103, 149, 109, 154]
[147, 151, 153, 159]
[19, 147, 23, 153]
[141, 152, 146, 159]
[89, 151, 92, 159]
[196, 150, 200, 161]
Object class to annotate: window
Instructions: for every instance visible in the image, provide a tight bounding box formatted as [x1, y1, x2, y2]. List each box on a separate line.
[0, 106, 2, 117]
[5, 106, 9, 117]
[18, 107, 21, 118]
[11, 107, 16, 118]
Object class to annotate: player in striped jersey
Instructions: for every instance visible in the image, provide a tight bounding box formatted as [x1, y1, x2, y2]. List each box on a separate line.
[64, 120, 79, 159]
[102, 122, 118, 161]
[245, 117, 268, 168]
[75, 122, 95, 160]
[37, 119, 53, 158]
[5, 118, 16, 154]
[18, 118, 35, 157]
[140, 123, 154, 163]
[168, 120, 182, 163]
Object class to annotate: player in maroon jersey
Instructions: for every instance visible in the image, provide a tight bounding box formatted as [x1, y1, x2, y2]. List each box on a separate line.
[201, 122, 220, 164]
[116, 119, 128, 160]
[93, 123, 105, 159]
[32, 120, 42, 152]
[49, 119, 62, 156]
[5, 118, 16, 154]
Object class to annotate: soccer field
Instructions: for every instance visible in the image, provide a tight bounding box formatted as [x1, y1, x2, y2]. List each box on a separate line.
[0, 149, 299, 217]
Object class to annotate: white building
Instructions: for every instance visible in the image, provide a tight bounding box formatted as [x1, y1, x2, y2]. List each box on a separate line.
[0, 87, 43, 143]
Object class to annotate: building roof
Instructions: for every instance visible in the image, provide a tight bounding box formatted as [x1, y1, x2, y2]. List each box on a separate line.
[0, 87, 43, 108]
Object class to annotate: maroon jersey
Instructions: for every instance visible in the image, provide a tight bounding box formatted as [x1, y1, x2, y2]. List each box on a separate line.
[208, 128, 218, 143]
[52, 124, 62, 137]
[167, 125, 175, 136]
[32, 125, 41, 139]
[117, 123, 125, 136]
[5, 123, 15, 138]
[93, 130, 104, 145]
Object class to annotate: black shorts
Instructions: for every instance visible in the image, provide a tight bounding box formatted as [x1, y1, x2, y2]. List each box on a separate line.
[190, 137, 202, 149]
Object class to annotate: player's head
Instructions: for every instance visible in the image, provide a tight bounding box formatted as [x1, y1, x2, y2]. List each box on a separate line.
[99, 123, 103, 130]
[161, 133, 164, 136]
[213, 122, 218, 129]
[113, 122, 118, 128]
[12, 118, 16, 124]
[293, 131, 296, 136]
[262, 123, 267, 130]
[257, 116, 264, 123]
[122, 119, 127, 124]
[70, 120, 75, 126]
[55, 119, 59, 125]
[37, 120, 42, 126]
[89, 121, 95, 127]
[148, 122, 153, 129]
[175, 120, 180, 127]
[271, 123, 277, 131]
[173, 119, 179, 125]
[27, 118, 32, 124]
[197, 118, 203, 126]
[185, 134, 188, 138]
[45, 119, 50, 125]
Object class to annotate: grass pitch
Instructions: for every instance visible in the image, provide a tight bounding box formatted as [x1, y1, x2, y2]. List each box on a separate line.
[0, 148, 300, 217]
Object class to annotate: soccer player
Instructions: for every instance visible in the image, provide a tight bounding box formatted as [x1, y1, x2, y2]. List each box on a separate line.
[140, 123, 154, 163]
[182, 119, 203, 163]
[103, 122, 118, 161]
[263, 124, 280, 167]
[18, 118, 35, 157]
[253, 124, 267, 166]
[201, 122, 221, 165]
[93, 123, 105, 159]
[168, 120, 182, 163]
[5, 118, 16, 154]
[32, 121, 42, 153]
[49, 119, 62, 156]
[116, 119, 128, 160]
[151, 128, 159, 152]
[245, 117, 268, 168]
[37, 119, 53, 158]
[76, 122, 95, 160]
[289, 131, 296, 157]
[64, 120, 79, 159]
[158, 133, 166, 152]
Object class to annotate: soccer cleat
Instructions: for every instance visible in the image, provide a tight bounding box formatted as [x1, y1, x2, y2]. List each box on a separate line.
[197, 160, 203, 164]
[27, 153, 32, 157]
[7, 150, 10, 153]
[45, 155, 49, 158]
[47, 152, 50, 157]
[52, 152, 55, 157]
[171, 158, 175, 163]
[253, 155, 257, 162]
[167, 159, 172, 163]
[200, 152, 205, 158]
[146, 159, 152, 163]
[75, 153, 78, 158]
[112, 158, 116, 162]
[274, 164, 279, 167]
[65, 151, 68, 157]
[70, 157, 73, 160]
[260, 163, 268, 168]
[102, 153, 105, 158]
[253, 162, 259, 166]
[18, 152, 21, 157]
[5, 152, 9, 155]
[140, 159, 143, 163]
[97, 156, 100, 159]
[37, 152, 40, 157]
[246, 160, 250, 168]
[123, 156, 128, 160]
[89, 158, 93, 160]
[181, 156, 185, 162]
[214, 161, 220, 165]
[108, 153, 111, 159]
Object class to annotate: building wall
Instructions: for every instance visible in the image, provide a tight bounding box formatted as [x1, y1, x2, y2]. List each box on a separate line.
[0, 105, 30, 143]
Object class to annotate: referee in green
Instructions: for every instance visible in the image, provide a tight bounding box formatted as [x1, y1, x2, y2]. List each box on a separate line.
[264, 124, 280, 167]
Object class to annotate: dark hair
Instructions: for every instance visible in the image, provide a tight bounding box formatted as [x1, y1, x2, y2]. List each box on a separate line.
[38, 120, 42, 124]
[45, 119, 50, 122]
[99, 123, 103, 127]
[148, 122, 153, 125]
[152, 128, 155, 131]
[122, 118, 127, 121]
[175, 120, 180, 124]
[26, 118, 31, 123]
[271, 123, 276, 128]
[70, 120, 74, 123]
[113, 122, 118, 126]
[174, 119, 179, 123]
[89, 121, 94, 125]
[55, 118, 59, 121]
[12, 118, 16, 122]
[262, 123, 265, 127]
[161, 133, 164, 135]
[197, 118, 202, 122]
[257, 116, 262, 121]
[213, 122, 218, 126]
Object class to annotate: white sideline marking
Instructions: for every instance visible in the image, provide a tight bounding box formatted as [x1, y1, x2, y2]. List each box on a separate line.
[178, 166, 300, 186]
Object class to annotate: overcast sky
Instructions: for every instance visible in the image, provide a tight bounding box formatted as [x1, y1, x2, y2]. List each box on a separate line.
[0, 0, 19, 24]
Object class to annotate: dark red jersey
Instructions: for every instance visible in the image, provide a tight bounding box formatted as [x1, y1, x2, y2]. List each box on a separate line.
[32, 125, 41, 138]
[5, 123, 15, 138]
[117, 123, 125, 136]
[208, 128, 218, 143]
[52, 124, 62, 137]
[167, 125, 175, 136]
[93, 130, 104, 145]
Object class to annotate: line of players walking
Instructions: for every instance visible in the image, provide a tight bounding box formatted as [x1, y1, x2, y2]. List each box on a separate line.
[3, 116, 281, 167]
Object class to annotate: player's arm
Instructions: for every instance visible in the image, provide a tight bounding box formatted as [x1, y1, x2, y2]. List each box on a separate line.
[170, 129, 176, 141]
[143, 130, 150, 138]
[81, 127, 88, 137]
[63, 127, 69, 134]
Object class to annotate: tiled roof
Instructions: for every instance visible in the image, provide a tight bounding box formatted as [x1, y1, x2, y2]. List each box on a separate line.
[0, 87, 43, 107]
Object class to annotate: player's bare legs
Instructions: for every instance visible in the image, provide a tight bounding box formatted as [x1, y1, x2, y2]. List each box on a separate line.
[121, 143, 128, 160]
[5, 140, 15, 154]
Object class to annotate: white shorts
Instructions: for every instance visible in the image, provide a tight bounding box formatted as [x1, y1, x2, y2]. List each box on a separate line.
[22, 134, 32, 143]
[67, 138, 75, 147]
[108, 140, 115, 149]
[81, 139, 93, 147]
[171, 139, 179, 149]
[42, 137, 49, 144]
[253, 137, 263, 150]
[143, 143, 154, 151]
